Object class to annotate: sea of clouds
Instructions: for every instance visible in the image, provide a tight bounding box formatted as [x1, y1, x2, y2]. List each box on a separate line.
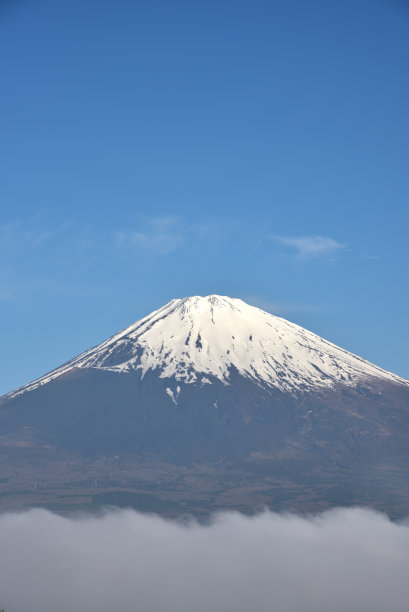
[1, 506, 409, 612]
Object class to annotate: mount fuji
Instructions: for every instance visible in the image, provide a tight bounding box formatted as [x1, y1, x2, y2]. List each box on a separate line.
[1, 295, 409, 516]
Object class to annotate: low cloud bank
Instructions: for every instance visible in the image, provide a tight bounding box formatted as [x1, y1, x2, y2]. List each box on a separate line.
[1, 507, 409, 612]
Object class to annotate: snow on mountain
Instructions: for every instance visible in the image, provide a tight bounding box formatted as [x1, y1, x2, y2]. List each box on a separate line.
[7, 295, 408, 399]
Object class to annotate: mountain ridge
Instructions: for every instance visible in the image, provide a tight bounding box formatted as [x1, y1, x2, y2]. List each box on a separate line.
[1, 294, 409, 517]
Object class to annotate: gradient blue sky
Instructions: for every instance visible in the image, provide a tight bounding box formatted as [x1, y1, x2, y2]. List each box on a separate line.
[1, 0, 408, 395]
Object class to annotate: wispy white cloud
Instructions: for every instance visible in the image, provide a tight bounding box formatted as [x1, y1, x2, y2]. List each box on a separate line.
[0, 218, 103, 302]
[0, 221, 73, 252]
[115, 217, 186, 255]
[273, 234, 346, 258]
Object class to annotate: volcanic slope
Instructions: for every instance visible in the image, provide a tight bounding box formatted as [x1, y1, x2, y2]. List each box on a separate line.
[6, 295, 406, 398]
[1, 295, 409, 516]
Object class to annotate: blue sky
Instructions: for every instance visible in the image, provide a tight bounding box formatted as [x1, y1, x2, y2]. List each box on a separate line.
[1, 0, 408, 395]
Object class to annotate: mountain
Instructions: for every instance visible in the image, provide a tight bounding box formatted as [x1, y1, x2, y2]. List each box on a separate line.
[1, 295, 409, 517]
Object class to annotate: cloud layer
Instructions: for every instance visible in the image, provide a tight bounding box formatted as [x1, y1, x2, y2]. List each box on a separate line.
[1, 507, 409, 612]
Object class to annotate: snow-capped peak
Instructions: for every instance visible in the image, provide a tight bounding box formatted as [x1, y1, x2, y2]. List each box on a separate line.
[7, 295, 408, 399]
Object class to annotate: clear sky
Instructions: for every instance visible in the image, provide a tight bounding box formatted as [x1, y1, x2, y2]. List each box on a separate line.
[1, 0, 408, 395]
